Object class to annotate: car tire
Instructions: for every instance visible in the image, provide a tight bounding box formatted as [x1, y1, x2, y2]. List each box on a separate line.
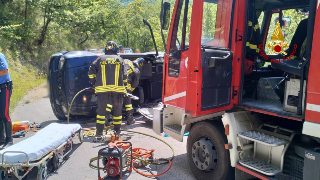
[51, 103, 66, 121]
[187, 121, 235, 180]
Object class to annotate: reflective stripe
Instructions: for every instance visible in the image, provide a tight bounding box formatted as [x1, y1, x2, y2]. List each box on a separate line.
[89, 74, 95, 78]
[248, 21, 253, 26]
[113, 116, 122, 120]
[246, 42, 259, 53]
[306, 103, 320, 113]
[96, 120, 105, 124]
[123, 79, 128, 83]
[126, 107, 133, 111]
[107, 104, 113, 108]
[117, 64, 120, 86]
[164, 91, 186, 102]
[96, 115, 105, 119]
[106, 108, 111, 112]
[125, 104, 132, 108]
[127, 84, 135, 91]
[95, 85, 127, 93]
[114, 64, 120, 86]
[113, 121, 122, 125]
[101, 63, 106, 86]
[128, 69, 133, 75]
[254, 24, 260, 31]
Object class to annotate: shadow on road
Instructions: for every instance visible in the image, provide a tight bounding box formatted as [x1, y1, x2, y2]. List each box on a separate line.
[46, 142, 83, 179]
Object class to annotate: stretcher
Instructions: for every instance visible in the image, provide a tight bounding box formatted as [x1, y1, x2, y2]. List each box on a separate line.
[0, 123, 84, 180]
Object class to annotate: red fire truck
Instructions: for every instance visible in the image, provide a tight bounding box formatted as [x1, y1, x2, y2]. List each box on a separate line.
[143, 0, 320, 179]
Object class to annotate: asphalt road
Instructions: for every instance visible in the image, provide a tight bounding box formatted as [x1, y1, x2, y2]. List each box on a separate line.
[10, 85, 196, 180]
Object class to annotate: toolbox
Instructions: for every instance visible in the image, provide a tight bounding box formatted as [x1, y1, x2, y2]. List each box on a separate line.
[12, 124, 29, 134]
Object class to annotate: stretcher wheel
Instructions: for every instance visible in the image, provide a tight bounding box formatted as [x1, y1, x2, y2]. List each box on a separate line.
[78, 130, 84, 143]
[37, 166, 47, 180]
[0, 169, 8, 180]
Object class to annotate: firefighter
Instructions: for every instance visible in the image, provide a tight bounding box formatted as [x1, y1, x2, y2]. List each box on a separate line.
[88, 41, 127, 135]
[123, 58, 144, 125]
[0, 52, 13, 148]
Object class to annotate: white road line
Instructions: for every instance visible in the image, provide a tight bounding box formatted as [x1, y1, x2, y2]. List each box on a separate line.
[164, 91, 186, 102]
[306, 103, 320, 112]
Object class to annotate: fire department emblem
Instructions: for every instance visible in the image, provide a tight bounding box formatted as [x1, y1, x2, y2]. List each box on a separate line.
[266, 21, 289, 55]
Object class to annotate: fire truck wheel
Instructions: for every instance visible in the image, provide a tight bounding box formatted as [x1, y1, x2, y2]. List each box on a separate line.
[187, 121, 234, 180]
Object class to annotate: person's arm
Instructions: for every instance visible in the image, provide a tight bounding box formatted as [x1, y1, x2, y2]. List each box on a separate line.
[0, 53, 9, 76]
[88, 57, 99, 85]
[0, 69, 8, 76]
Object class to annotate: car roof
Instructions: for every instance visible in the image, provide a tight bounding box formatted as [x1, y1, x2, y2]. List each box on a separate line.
[52, 51, 68, 57]
[63, 51, 97, 59]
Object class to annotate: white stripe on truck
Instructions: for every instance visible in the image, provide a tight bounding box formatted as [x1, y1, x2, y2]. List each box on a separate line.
[164, 91, 186, 102]
[306, 103, 320, 113]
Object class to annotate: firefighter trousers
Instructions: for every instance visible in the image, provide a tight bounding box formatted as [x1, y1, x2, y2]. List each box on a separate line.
[96, 93, 124, 126]
[0, 86, 12, 142]
[124, 90, 133, 113]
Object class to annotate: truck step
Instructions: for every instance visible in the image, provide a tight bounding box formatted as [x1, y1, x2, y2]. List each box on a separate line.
[164, 124, 182, 135]
[239, 158, 281, 176]
[238, 130, 288, 147]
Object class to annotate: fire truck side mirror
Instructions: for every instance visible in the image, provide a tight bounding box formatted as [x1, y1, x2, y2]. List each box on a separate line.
[161, 2, 171, 30]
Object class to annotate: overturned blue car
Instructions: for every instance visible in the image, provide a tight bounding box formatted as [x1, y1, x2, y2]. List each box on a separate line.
[47, 51, 163, 120]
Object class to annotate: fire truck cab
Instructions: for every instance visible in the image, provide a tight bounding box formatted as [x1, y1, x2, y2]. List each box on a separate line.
[150, 0, 320, 179]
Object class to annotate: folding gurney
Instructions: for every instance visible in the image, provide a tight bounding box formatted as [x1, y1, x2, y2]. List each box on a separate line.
[0, 123, 83, 180]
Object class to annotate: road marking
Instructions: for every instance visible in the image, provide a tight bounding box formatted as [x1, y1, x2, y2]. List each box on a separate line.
[306, 103, 320, 112]
[164, 91, 186, 102]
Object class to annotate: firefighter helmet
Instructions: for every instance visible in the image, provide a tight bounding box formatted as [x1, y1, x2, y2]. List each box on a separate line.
[134, 58, 145, 67]
[105, 41, 119, 55]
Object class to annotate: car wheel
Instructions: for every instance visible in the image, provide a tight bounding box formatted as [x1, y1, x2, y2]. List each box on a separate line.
[187, 121, 234, 180]
[51, 103, 66, 121]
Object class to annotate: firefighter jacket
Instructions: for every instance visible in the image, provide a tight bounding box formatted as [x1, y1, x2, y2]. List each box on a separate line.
[124, 59, 140, 92]
[245, 2, 263, 61]
[88, 55, 127, 94]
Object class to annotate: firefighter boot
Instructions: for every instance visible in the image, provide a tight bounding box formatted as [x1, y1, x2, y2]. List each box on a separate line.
[126, 111, 135, 125]
[96, 123, 104, 136]
[113, 125, 121, 135]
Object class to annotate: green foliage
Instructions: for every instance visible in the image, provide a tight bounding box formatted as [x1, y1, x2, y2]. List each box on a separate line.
[0, 0, 165, 112]
[0, 0, 164, 68]
[0, 50, 46, 114]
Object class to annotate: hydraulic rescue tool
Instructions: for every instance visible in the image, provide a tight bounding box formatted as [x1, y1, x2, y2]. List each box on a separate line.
[92, 130, 132, 143]
[85, 128, 174, 179]
[97, 141, 133, 180]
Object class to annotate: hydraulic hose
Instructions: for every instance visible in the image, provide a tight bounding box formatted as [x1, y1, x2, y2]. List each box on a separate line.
[88, 128, 175, 177]
[70, 88, 175, 177]
[67, 87, 93, 124]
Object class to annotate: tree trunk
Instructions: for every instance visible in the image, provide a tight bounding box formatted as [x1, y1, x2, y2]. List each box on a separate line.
[24, 0, 28, 21]
[38, 17, 51, 46]
[79, 32, 89, 46]
[125, 26, 129, 47]
[38, 5, 51, 46]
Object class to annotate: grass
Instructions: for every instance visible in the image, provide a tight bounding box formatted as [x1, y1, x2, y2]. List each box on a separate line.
[5, 52, 46, 114]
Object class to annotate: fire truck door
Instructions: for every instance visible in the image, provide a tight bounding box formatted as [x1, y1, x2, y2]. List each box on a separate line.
[201, 49, 233, 111]
[186, 0, 234, 116]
